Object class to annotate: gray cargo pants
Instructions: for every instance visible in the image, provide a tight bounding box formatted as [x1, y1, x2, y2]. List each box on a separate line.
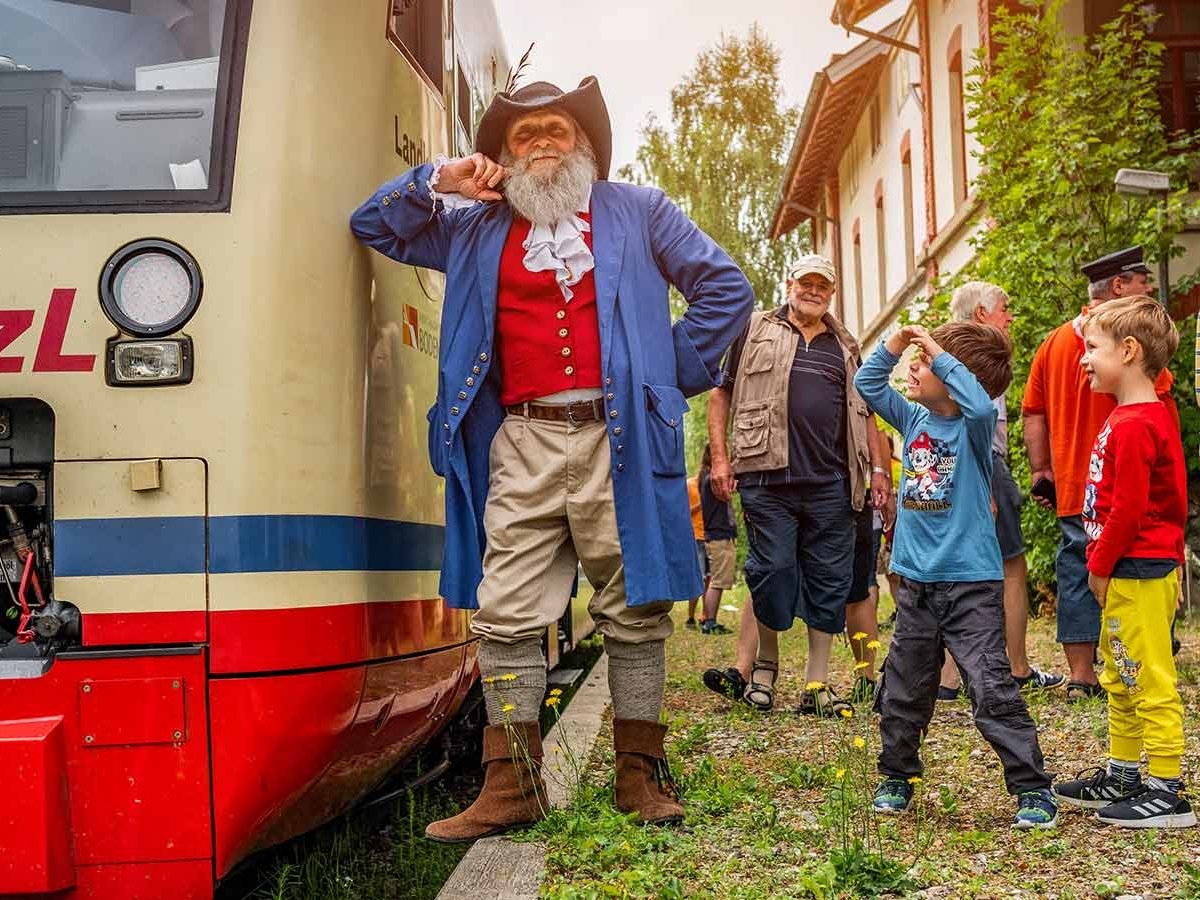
[876, 577, 1050, 795]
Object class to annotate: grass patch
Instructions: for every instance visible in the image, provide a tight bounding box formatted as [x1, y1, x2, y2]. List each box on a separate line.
[537, 587, 1200, 898]
[220, 784, 469, 900]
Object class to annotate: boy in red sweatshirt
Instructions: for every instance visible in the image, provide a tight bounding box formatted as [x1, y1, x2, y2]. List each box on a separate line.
[1053, 295, 1194, 828]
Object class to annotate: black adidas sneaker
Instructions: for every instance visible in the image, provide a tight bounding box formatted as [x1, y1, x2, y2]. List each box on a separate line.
[1096, 784, 1197, 829]
[1053, 767, 1140, 809]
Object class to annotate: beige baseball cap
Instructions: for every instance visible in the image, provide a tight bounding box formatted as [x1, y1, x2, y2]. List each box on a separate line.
[788, 254, 837, 285]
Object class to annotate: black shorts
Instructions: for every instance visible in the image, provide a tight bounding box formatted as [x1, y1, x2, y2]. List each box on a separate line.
[991, 454, 1026, 560]
[741, 480, 854, 634]
[847, 496, 876, 605]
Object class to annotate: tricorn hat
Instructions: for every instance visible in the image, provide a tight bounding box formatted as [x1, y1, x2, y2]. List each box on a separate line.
[1080, 245, 1151, 283]
[474, 76, 613, 179]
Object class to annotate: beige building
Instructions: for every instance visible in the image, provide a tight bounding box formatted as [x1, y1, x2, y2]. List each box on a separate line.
[772, 0, 1200, 348]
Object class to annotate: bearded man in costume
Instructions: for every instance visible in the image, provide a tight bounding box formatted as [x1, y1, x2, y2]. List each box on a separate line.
[351, 76, 752, 842]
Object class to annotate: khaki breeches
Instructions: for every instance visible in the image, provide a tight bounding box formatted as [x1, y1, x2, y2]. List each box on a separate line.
[471, 415, 675, 645]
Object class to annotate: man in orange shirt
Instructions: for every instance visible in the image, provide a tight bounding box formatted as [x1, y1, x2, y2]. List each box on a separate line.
[1022, 247, 1177, 702]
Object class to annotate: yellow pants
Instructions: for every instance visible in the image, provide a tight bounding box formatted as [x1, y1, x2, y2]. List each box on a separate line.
[1100, 573, 1185, 779]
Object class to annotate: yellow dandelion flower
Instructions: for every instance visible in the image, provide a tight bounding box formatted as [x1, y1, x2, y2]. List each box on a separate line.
[544, 697, 560, 708]
[501, 703, 515, 713]
[482, 676, 497, 684]
[854, 661, 870, 671]
[866, 640, 882, 651]
[805, 681, 825, 691]
[501, 673, 518, 682]
[835, 768, 846, 780]
[549, 688, 563, 696]
[839, 708, 853, 719]
[852, 631, 868, 641]
[907, 776, 922, 785]
[853, 737, 866, 749]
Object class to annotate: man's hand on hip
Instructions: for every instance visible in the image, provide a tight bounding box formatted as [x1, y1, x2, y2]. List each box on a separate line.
[711, 458, 737, 502]
[1088, 572, 1109, 609]
[434, 153, 507, 201]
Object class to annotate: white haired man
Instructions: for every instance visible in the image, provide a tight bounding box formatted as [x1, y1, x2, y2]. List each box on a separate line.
[351, 77, 753, 841]
[937, 282, 1065, 700]
[701, 255, 890, 716]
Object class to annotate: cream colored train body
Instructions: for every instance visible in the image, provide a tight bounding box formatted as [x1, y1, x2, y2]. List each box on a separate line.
[0, 1, 575, 896]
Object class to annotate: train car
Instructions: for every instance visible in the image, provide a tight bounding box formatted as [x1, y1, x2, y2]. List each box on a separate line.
[0, 1, 588, 896]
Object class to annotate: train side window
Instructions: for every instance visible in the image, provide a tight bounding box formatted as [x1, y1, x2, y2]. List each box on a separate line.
[457, 64, 470, 136]
[390, 0, 444, 95]
[0, 0, 249, 213]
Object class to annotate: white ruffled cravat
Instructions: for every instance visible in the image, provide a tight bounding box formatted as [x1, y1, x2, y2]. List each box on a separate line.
[520, 202, 593, 302]
[429, 155, 595, 302]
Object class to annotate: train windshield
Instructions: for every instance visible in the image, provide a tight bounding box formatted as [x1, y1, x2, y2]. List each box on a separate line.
[0, 0, 242, 210]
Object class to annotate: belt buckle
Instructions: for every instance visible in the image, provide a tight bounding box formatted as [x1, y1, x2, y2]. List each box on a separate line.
[566, 401, 581, 426]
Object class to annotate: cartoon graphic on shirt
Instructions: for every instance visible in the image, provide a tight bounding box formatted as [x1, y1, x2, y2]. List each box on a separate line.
[1083, 422, 1112, 541]
[902, 432, 955, 511]
[1110, 635, 1142, 694]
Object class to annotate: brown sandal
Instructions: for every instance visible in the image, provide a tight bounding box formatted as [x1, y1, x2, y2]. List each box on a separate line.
[742, 660, 778, 711]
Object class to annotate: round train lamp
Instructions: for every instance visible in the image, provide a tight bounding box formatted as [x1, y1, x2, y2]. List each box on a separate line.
[99, 239, 203, 337]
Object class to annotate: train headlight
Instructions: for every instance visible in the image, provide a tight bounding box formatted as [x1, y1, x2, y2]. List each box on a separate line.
[99, 239, 202, 337]
[105, 338, 194, 387]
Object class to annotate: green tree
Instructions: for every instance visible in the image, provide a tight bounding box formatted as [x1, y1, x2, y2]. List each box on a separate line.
[620, 26, 809, 470]
[954, 0, 1200, 587]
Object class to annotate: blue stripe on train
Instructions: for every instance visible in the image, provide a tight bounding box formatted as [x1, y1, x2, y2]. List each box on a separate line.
[53, 515, 445, 577]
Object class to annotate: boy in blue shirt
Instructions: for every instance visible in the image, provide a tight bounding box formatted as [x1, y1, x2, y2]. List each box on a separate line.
[854, 322, 1057, 829]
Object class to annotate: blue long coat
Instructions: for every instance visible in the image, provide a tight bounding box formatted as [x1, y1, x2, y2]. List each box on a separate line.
[350, 163, 753, 609]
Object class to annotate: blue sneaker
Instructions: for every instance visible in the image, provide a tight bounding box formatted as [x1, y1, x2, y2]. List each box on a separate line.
[872, 778, 914, 814]
[1013, 788, 1058, 829]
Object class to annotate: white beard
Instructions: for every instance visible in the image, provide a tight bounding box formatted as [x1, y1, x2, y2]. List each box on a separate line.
[501, 144, 597, 226]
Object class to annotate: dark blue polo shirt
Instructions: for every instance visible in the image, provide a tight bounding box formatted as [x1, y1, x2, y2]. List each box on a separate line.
[722, 307, 850, 487]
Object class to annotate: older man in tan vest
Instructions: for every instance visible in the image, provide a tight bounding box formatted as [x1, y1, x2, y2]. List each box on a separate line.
[701, 255, 889, 715]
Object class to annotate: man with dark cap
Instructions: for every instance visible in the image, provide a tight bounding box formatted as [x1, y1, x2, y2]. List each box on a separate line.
[1022, 247, 1177, 702]
[350, 77, 753, 842]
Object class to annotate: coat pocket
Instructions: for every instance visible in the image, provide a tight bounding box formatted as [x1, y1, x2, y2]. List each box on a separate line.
[732, 400, 770, 459]
[643, 383, 689, 476]
[426, 403, 446, 477]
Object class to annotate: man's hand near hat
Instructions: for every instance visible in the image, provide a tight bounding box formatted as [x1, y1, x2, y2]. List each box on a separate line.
[434, 153, 508, 202]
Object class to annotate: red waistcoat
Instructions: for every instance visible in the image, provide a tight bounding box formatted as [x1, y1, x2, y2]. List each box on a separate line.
[494, 215, 603, 406]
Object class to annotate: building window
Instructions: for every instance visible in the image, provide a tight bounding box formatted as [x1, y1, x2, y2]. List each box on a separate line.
[852, 221, 864, 335]
[845, 132, 861, 197]
[1089, 0, 1200, 133]
[390, 0, 444, 95]
[948, 48, 968, 209]
[875, 187, 887, 309]
[869, 95, 882, 157]
[901, 146, 915, 276]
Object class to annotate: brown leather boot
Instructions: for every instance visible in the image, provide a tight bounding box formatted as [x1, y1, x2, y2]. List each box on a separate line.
[613, 718, 685, 825]
[425, 721, 548, 843]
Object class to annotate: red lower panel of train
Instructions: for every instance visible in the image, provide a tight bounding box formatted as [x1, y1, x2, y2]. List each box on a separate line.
[0, 639, 475, 898]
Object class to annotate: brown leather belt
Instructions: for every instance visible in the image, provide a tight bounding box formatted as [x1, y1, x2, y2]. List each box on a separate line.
[505, 399, 605, 423]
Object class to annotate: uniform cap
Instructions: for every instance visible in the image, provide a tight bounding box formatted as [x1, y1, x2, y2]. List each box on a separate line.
[1080, 246, 1150, 283]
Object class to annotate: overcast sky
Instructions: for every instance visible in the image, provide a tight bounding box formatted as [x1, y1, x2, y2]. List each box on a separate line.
[491, 0, 899, 174]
